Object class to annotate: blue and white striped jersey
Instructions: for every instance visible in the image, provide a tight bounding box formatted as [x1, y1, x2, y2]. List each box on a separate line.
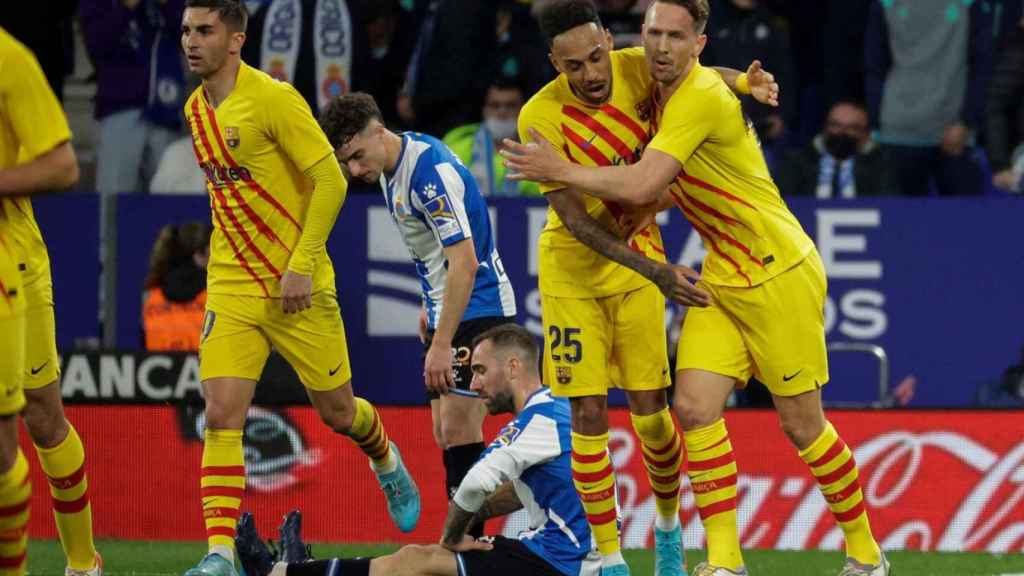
[454, 388, 601, 576]
[380, 132, 516, 329]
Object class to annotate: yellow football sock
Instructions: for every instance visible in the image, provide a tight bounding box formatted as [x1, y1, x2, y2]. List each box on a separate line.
[631, 408, 682, 526]
[800, 422, 881, 565]
[347, 397, 392, 468]
[201, 429, 245, 554]
[0, 450, 30, 575]
[571, 432, 621, 559]
[35, 424, 96, 571]
[685, 419, 744, 570]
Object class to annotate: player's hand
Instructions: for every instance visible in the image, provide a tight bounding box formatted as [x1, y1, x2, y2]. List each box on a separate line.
[424, 341, 455, 395]
[280, 270, 313, 314]
[993, 169, 1016, 191]
[418, 307, 429, 344]
[501, 129, 566, 182]
[442, 535, 494, 553]
[746, 60, 779, 107]
[653, 263, 711, 307]
[941, 123, 970, 157]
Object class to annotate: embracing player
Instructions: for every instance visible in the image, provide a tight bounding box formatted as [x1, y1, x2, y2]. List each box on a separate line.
[319, 92, 517, 533]
[515, 2, 776, 575]
[180, 3, 419, 575]
[0, 26, 101, 576]
[505, 2, 888, 575]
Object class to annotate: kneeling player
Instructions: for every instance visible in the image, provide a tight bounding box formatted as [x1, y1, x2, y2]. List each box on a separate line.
[237, 324, 601, 576]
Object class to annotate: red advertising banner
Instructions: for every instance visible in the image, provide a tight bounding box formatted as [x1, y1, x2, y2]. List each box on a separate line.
[20, 407, 1024, 552]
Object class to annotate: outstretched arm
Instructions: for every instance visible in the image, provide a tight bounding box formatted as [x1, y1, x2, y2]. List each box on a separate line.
[712, 60, 780, 108]
[504, 134, 682, 207]
[0, 142, 79, 196]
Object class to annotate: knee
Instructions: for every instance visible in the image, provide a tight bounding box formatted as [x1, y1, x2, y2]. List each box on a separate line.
[674, 400, 719, 431]
[778, 413, 822, 450]
[317, 403, 355, 435]
[203, 400, 238, 430]
[22, 398, 69, 449]
[571, 399, 607, 433]
[432, 417, 446, 450]
[439, 412, 483, 448]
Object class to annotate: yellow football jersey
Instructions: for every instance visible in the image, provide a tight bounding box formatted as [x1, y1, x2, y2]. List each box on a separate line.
[518, 47, 667, 299]
[648, 62, 814, 287]
[0, 27, 70, 286]
[185, 62, 341, 298]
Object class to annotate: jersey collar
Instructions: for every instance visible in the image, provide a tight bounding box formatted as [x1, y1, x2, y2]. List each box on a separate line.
[384, 133, 409, 183]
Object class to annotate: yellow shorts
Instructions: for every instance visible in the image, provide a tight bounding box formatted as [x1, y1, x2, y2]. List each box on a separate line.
[199, 291, 352, 391]
[677, 251, 829, 397]
[542, 282, 670, 398]
[22, 270, 60, 389]
[0, 254, 26, 415]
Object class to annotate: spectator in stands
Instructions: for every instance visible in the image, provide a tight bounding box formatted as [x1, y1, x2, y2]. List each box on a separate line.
[149, 136, 208, 194]
[443, 79, 539, 197]
[80, 0, 187, 195]
[398, 0, 496, 136]
[702, 0, 797, 161]
[865, 0, 993, 196]
[986, 18, 1024, 193]
[490, 0, 553, 98]
[142, 221, 211, 351]
[241, 0, 371, 116]
[361, 0, 417, 127]
[776, 101, 898, 198]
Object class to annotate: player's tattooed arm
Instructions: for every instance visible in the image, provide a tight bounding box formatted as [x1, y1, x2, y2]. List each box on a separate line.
[440, 501, 479, 547]
[548, 188, 663, 282]
[474, 481, 523, 522]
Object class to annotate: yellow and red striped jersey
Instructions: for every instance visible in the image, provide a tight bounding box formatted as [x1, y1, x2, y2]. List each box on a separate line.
[0, 27, 70, 291]
[518, 47, 667, 299]
[185, 62, 339, 298]
[648, 62, 814, 287]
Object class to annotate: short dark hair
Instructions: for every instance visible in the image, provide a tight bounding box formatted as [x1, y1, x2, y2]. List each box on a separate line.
[654, 0, 710, 34]
[472, 323, 540, 374]
[537, 0, 603, 45]
[488, 75, 525, 96]
[318, 92, 383, 150]
[185, 0, 249, 32]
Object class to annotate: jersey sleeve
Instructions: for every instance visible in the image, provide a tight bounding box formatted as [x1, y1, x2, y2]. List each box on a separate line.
[517, 99, 569, 195]
[452, 414, 561, 512]
[409, 150, 474, 247]
[0, 42, 71, 160]
[264, 82, 334, 172]
[647, 79, 721, 167]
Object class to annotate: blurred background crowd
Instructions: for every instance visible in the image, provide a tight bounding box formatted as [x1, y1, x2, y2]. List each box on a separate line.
[2, 0, 1022, 201]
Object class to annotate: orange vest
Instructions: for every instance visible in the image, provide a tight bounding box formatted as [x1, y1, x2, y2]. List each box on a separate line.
[142, 287, 207, 351]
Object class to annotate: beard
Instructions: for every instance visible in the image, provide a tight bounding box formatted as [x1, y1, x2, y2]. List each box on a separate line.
[485, 389, 516, 415]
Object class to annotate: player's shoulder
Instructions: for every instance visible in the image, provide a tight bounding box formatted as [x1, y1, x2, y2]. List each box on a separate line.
[611, 46, 648, 79]
[184, 85, 204, 112]
[520, 389, 569, 428]
[238, 62, 304, 105]
[521, 77, 566, 122]
[0, 29, 37, 80]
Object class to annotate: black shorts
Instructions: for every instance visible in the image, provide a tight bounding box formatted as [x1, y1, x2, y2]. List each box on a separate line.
[425, 316, 512, 401]
[456, 536, 564, 576]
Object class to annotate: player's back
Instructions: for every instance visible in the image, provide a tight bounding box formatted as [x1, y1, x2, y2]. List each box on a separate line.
[490, 389, 600, 576]
[185, 62, 338, 299]
[0, 27, 70, 284]
[519, 48, 666, 299]
[649, 63, 814, 288]
[381, 132, 515, 326]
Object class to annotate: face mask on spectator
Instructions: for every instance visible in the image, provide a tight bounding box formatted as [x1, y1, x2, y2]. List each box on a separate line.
[824, 133, 859, 159]
[485, 117, 519, 142]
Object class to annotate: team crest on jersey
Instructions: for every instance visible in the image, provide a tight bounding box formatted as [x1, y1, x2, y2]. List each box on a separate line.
[635, 99, 652, 122]
[556, 366, 572, 385]
[225, 126, 240, 149]
[494, 424, 521, 447]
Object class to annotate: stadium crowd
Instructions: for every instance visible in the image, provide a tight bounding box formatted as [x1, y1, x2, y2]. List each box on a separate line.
[0, 0, 1022, 198]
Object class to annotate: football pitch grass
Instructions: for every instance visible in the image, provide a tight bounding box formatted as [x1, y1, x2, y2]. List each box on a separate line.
[26, 539, 1024, 575]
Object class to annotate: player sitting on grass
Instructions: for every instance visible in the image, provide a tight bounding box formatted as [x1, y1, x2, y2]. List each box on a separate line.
[236, 323, 603, 576]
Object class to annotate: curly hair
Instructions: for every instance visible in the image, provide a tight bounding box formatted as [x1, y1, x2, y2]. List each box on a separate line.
[185, 0, 248, 32]
[654, 0, 711, 34]
[536, 0, 602, 45]
[318, 92, 384, 150]
[145, 221, 213, 289]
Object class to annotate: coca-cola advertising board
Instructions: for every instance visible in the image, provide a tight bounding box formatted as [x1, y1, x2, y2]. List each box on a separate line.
[23, 406, 1024, 553]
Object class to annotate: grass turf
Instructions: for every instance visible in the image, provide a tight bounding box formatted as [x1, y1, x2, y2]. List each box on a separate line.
[27, 539, 1024, 575]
